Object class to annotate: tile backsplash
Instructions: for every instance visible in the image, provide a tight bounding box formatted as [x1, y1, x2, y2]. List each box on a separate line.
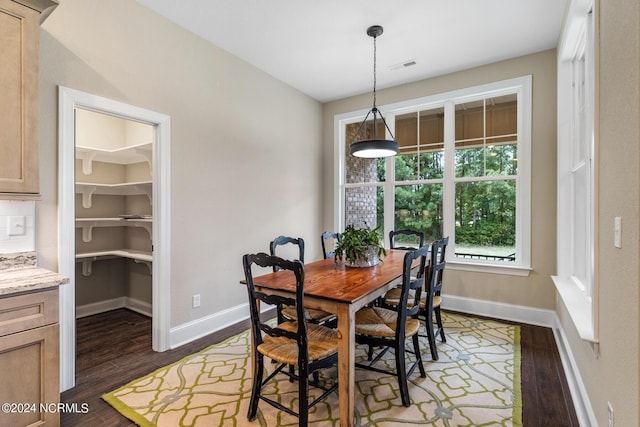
[0, 201, 36, 253]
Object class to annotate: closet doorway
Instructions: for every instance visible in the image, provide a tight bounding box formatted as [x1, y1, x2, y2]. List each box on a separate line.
[58, 87, 171, 392]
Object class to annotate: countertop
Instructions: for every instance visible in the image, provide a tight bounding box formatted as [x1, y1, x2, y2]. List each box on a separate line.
[0, 252, 69, 296]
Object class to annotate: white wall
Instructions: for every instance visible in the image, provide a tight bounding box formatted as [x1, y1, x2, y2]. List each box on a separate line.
[37, 0, 324, 334]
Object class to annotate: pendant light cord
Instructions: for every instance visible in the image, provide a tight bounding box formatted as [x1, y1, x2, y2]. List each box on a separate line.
[372, 33, 377, 109]
[349, 24, 399, 157]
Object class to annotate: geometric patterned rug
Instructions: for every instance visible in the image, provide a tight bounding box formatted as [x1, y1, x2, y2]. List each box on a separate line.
[103, 312, 521, 426]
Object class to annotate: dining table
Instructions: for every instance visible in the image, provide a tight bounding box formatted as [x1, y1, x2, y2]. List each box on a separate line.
[244, 249, 410, 427]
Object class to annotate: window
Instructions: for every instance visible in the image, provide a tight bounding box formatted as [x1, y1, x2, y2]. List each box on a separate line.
[453, 95, 519, 263]
[337, 77, 532, 275]
[553, 0, 597, 343]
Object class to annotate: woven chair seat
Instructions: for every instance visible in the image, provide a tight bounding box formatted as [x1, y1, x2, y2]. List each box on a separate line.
[355, 307, 421, 338]
[258, 322, 338, 366]
[281, 305, 336, 324]
[384, 287, 442, 309]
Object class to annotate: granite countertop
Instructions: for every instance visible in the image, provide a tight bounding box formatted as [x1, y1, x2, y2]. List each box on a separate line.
[0, 252, 69, 296]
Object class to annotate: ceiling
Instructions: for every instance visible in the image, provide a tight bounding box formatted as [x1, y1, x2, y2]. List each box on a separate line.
[136, 0, 568, 103]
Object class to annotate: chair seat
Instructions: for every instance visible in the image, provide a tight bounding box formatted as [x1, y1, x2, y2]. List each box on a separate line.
[258, 322, 338, 365]
[384, 287, 442, 309]
[281, 305, 336, 324]
[355, 307, 421, 338]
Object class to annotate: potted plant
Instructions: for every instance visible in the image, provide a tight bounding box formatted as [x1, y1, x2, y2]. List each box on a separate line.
[334, 224, 386, 267]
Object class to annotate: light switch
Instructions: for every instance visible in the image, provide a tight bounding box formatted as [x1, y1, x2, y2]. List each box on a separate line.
[8, 216, 26, 236]
[614, 216, 622, 248]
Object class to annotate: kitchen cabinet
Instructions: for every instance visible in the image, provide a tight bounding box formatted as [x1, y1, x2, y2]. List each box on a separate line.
[0, 285, 61, 427]
[0, 0, 58, 199]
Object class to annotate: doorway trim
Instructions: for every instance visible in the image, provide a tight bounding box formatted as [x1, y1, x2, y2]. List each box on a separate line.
[58, 86, 171, 391]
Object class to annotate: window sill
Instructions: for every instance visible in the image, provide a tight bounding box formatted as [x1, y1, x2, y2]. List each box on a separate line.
[448, 260, 532, 277]
[551, 275, 597, 343]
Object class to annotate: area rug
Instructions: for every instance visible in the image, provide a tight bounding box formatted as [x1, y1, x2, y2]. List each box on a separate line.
[103, 312, 521, 426]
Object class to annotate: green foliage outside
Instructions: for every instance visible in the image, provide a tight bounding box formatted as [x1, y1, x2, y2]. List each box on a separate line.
[382, 144, 517, 255]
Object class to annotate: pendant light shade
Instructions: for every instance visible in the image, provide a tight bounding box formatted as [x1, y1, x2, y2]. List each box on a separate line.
[350, 25, 399, 158]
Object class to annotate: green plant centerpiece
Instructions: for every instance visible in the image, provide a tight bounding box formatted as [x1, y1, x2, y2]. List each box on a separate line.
[334, 224, 386, 267]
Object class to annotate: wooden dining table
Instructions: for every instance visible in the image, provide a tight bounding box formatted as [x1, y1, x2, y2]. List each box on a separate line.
[245, 249, 410, 427]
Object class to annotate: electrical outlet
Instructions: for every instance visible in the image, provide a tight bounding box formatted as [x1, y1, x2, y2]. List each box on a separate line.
[607, 401, 614, 427]
[7, 216, 26, 236]
[192, 294, 201, 308]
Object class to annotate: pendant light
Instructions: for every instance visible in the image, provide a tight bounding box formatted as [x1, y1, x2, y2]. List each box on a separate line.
[350, 25, 399, 158]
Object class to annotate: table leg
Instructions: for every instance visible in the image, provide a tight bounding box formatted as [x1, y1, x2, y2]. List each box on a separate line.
[336, 303, 355, 427]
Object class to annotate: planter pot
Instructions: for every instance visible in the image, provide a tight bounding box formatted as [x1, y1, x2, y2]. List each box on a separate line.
[345, 246, 380, 268]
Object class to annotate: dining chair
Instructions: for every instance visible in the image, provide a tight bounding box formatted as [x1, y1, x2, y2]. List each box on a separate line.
[389, 229, 425, 251]
[380, 229, 425, 309]
[384, 236, 449, 360]
[242, 252, 339, 425]
[420, 236, 448, 361]
[354, 244, 429, 407]
[321, 231, 341, 259]
[269, 236, 305, 324]
[270, 235, 336, 326]
[269, 235, 305, 270]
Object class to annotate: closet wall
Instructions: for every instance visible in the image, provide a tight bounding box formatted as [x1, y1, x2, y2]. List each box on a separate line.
[74, 109, 153, 318]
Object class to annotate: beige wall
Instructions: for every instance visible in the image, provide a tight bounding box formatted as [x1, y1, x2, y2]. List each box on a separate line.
[557, 0, 640, 425]
[33, 0, 640, 422]
[323, 50, 558, 310]
[36, 0, 324, 327]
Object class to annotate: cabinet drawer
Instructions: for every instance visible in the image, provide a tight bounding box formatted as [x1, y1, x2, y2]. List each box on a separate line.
[0, 288, 59, 337]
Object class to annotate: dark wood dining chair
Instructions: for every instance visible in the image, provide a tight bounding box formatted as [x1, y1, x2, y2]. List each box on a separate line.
[384, 236, 449, 360]
[353, 244, 429, 407]
[420, 236, 448, 361]
[242, 253, 339, 426]
[269, 236, 305, 324]
[321, 231, 341, 259]
[269, 235, 305, 270]
[381, 228, 425, 309]
[270, 235, 336, 326]
[389, 229, 425, 251]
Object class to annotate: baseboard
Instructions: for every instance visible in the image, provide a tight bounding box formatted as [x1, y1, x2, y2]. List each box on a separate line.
[169, 295, 556, 349]
[169, 302, 251, 349]
[442, 294, 556, 327]
[76, 297, 152, 318]
[552, 315, 597, 427]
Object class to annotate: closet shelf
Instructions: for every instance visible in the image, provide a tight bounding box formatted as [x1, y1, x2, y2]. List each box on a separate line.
[76, 217, 152, 242]
[76, 142, 152, 175]
[76, 181, 152, 208]
[76, 249, 152, 276]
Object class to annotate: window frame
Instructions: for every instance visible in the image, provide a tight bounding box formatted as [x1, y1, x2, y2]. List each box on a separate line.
[553, 0, 598, 343]
[335, 76, 532, 276]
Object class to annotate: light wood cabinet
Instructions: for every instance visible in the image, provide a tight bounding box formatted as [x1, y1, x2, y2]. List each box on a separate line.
[0, 288, 60, 427]
[0, 0, 58, 199]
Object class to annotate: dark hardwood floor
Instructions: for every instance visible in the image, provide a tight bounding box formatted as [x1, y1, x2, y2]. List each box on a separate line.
[61, 309, 579, 426]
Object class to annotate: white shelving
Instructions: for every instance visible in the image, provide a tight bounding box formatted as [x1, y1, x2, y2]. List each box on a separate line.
[76, 249, 152, 276]
[76, 181, 152, 208]
[75, 217, 152, 242]
[75, 140, 153, 277]
[76, 142, 152, 175]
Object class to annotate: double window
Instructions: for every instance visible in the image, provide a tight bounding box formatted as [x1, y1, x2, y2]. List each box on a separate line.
[336, 77, 531, 275]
